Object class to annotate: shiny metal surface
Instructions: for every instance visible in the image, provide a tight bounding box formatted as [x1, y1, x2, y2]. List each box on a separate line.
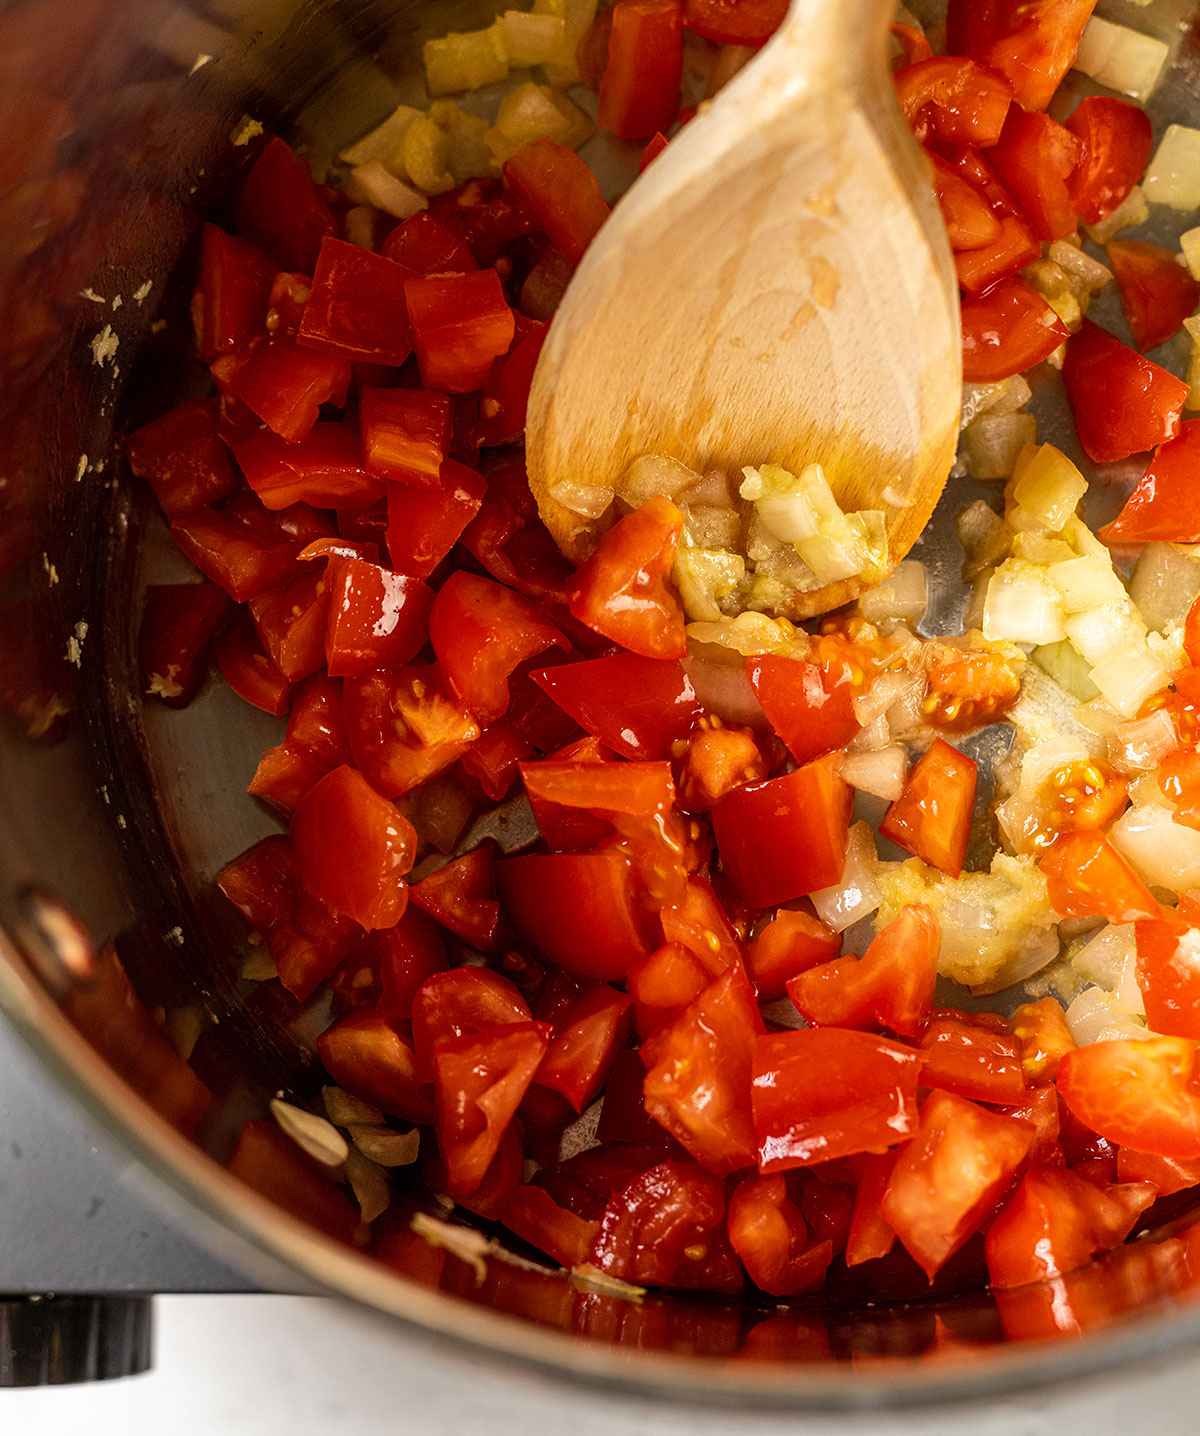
[5, 0, 1200, 1409]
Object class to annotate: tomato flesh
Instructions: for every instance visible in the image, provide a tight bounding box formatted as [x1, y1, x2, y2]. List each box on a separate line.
[1064, 320, 1188, 465]
[1058, 1038, 1200, 1159]
[1108, 239, 1200, 353]
[1067, 97, 1152, 224]
[879, 737, 976, 877]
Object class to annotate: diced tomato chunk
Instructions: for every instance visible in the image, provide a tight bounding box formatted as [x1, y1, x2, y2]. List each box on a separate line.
[682, 0, 785, 45]
[787, 906, 939, 1040]
[712, 754, 851, 907]
[1108, 239, 1200, 352]
[292, 764, 415, 930]
[380, 210, 477, 274]
[1064, 320, 1188, 465]
[248, 568, 328, 684]
[598, 0, 683, 142]
[751, 1027, 922, 1172]
[249, 674, 345, 811]
[677, 724, 765, 812]
[845, 1151, 899, 1267]
[316, 1008, 433, 1122]
[236, 423, 383, 512]
[497, 850, 659, 981]
[747, 908, 839, 1001]
[214, 611, 290, 715]
[192, 223, 276, 363]
[343, 665, 480, 798]
[1011, 997, 1076, 1083]
[411, 843, 503, 952]
[501, 1184, 598, 1267]
[322, 555, 431, 678]
[1100, 421, 1200, 546]
[412, 965, 532, 1075]
[139, 581, 230, 707]
[1116, 1146, 1200, 1196]
[371, 908, 448, 1021]
[127, 399, 238, 516]
[1058, 1038, 1200, 1159]
[460, 456, 574, 604]
[894, 57, 1013, 148]
[477, 323, 547, 448]
[928, 151, 1001, 252]
[746, 654, 858, 766]
[727, 1174, 833, 1297]
[531, 654, 699, 760]
[628, 942, 710, 1038]
[879, 738, 976, 877]
[882, 1090, 1035, 1279]
[1135, 908, 1200, 1039]
[386, 459, 485, 578]
[361, 387, 451, 483]
[297, 236, 415, 365]
[228, 1120, 358, 1243]
[918, 1015, 1027, 1105]
[236, 137, 336, 273]
[988, 108, 1081, 242]
[404, 269, 515, 393]
[536, 984, 633, 1113]
[589, 1158, 730, 1289]
[1039, 830, 1159, 924]
[503, 141, 611, 266]
[960, 277, 1068, 383]
[461, 722, 531, 801]
[1067, 97, 1153, 225]
[953, 214, 1040, 295]
[225, 338, 350, 443]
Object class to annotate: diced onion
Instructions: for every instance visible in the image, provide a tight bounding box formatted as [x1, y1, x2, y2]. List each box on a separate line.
[1073, 16, 1169, 103]
[343, 206, 377, 251]
[340, 104, 420, 168]
[962, 413, 1038, 481]
[983, 560, 1067, 646]
[1083, 185, 1149, 245]
[499, 10, 566, 66]
[1064, 602, 1145, 666]
[1185, 314, 1200, 411]
[856, 560, 928, 626]
[674, 546, 745, 622]
[848, 714, 890, 753]
[853, 671, 921, 727]
[343, 161, 427, 219]
[423, 24, 509, 96]
[809, 823, 881, 933]
[840, 746, 907, 802]
[1107, 708, 1178, 774]
[957, 499, 1010, 580]
[1032, 640, 1099, 701]
[1072, 923, 1135, 990]
[618, 454, 699, 507]
[1130, 541, 1200, 631]
[1111, 802, 1200, 892]
[682, 645, 766, 727]
[1144, 124, 1200, 211]
[1047, 240, 1113, 296]
[970, 926, 1059, 996]
[1181, 226, 1200, 280]
[685, 611, 805, 657]
[538, 0, 598, 86]
[1065, 986, 1147, 1045]
[403, 115, 455, 195]
[1088, 640, 1169, 719]
[548, 476, 612, 518]
[885, 675, 929, 739]
[1048, 555, 1127, 614]
[1008, 444, 1088, 532]
[961, 376, 1033, 430]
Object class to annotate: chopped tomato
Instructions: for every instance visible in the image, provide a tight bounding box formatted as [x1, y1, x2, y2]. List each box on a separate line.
[713, 754, 851, 907]
[460, 456, 574, 604]
[478, 322, 547, 447]
[569, 496, 686, 660]
[501, 1184, 598, 1268]
[787, 906, 939, 1040]
[918, 1015, 1027, 1105]
[677, 723, 765, 812]
[596, 1047, 674, 1146]
[235, 422, 383, 512]
[292, 764, 415, 930]
[985, 1165, 1155, 1290]
[228, 1121, 358, 1244]
[503, 141, 611, 265]
[746, 654, 858, 766]
[936, 144, 1021, 217]
[879, 737, 976, 877]
[1157, 748, 1200, 832]
[960, 276, 1068, 383]
[386, 459, 485, 578]
[894, 57, 1013, 148]
[589, 1158, 731, 1290]
[380, 210, 477, 274]
[682, 0, 785, 45]
[988, 108, 1081, 242]
[1011, 997, 1076, 1083]
[1039, 831, 1158, 924]
[892, 20, 933, 68]
[497, 850, 659, 981]
[639, 131, 670, 171]
[323, 556, 431, 678]
[536, 984, 633, 1112]
[403, 269, 515, 393]
[343, 665, 480, 798]
[297, 236, 415, 365]
[598, 0, 683, 142]
[1066, 97, 1153, 224]
[236, 137, 336, 273]
[1058, 1038, 1200, 1159]
[461, 722, 531, 801]
[1116, 1145, 1200, 1196]
[191, 223, 275, 361]
[127, 398, 238, 516]
[953, 214, 1040, 294]
[410, 843, 503, 952]
[531, 654, 699, 760]
[372, 908, 448, 1021]
[659, 877, 742, 976]
[249, 674, 345, 811]
[360, 388, 451, 482]
[1135, 909, 1200, 1039]
[923, 639, 1023, 732]
[139, 581, 230, 707]
[411, 966, 532, 1077]
[726, 1174, 833, 1297]
[248, 568, 329, 683]
[1101, 420, 1200, 546]
[316, 1009, 433, 1122]
[172, 494, 332, 602]
[882, 1091, 1035, 1279]
[428, 178, 537, 267]
[214, 611, 289, 716]
[628, 942, 711, 1038]
[845, 1151, 899, 1267]
[1108, 239, 1200, 352]
[945, 0, 1097, 113]
[642, 963, 760, 1173]
[1064, 320, 1188, 465]
[430, 571, 566, 724]
[751, 1028, 922, 1172]
[928, 151, 1001, 251]
[747, 907, 840, 1001]
[433, 1019, 550, 1196]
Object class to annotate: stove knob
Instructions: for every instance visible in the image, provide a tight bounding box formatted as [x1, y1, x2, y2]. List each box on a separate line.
[0, 1295, 152, 1386]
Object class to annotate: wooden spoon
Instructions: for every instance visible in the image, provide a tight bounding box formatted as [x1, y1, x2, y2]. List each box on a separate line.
[526, 0, 961, 619]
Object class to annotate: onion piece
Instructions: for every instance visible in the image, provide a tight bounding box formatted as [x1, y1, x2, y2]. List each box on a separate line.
[682, 646, 765, 727]
[344, 161, 428, 219]
[1083, 184, 1149, 245]
[962, 413, 1037, 481]
[340, 105, 421, 168]
[840, 745, 907, 801]
[848, 714, 889, 753]
[1107, 708, 1178, 775]
[499, 10, 567, 65]
[1111, 802, 1200, 893]
[1073, 16, 1168, 103]
[1181, 226, 1200, 281]
[1130, 542, 1200, 631]
[1144, 124, 1200, 210]
[853, 671, 919, 727]
[970, 925, 1059, 996]
[1071, 923, 1136, 990]
[1089, 640, 1170, 719]
[809, 822, 881, 933]
[857, 560, 929, 626]
[1065, 986, 1147, 1045]
[617, 454, 699, 507]
[1047, 240, 1113, 297]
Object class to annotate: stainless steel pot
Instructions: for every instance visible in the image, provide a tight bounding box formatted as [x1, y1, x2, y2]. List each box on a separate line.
[3, 0, 1200, 1409]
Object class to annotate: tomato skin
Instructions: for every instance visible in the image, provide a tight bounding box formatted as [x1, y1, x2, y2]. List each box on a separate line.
[531, 654, 699, 760]
[882, 1091, 1035, 1279]
[361, 388, 451, 483]
[953, 214, 1040, 294]
[236, 422, 384, 512]
[248, 569, 329, 684]
[985, 1166, 1156, 1291]
[430, 572, 566, 724]
[381, 210, 477, 275]
[237, 137, 336, 273]
[214, 611, 290, 716]
[746, 654, 858, 766]
[988, 108, 1081, 242]
[928, 151, 1001, 252]
[498, 850, 659, 981]
[249, 674, 345, 811]
[628, 942, 711, 1038]
[411, 966, 532, 1077]
[1039, 831, 1159, 925]
[589, 1158, 729, 1289]
[894, 57, 1013, 148]
[879, 737, 976, 878]
[171, 495, 331, 603]
[1063, 320, 1188, 465]
[1135, 910, 1200, 1040]
[343, 665, 480, 798]
[228, 1120, 359, 1244]
[323, 556, 432, 678]
[139, 581, 230, 708]
[918, 1016, 1027, 1105]
[682, 0, 784, 45]
[642, 963, 761, 1174]
[946, 0, 1097, 113]
[747, 908, 840, 1001]
[1101, 420, 1200, 548]
[410, 843, 503, 952]
[960, 276, 1068, 383]
[296, 237, 415, 365]
[403, 269, 515, 393]
[127, 398, 238, 516]
[192, 224, 275, 361]
[291, 764, 416, 931]
[1066, 97, 1153, 224]
[501, 1184, 598, 1267]
[385, 459, 484, 579]
[569, 497, 686, 660]
[503, 141, 610, 266]
[1058, 1038, 1200, 1159]
[536, 984, 633, 1113]
[845, 1151, 899, 1267]
[1108, 239, 1200, 353]
[787, 905, 939, 1040]
[751, 1028, 923, 1172]
[727, 1174, 833, 1297]
[712, 754, 852, 908]
[316, 1009, 433, 1122]
[1116, 1145, 1200, 1196]
[598, 0, 683, 142]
